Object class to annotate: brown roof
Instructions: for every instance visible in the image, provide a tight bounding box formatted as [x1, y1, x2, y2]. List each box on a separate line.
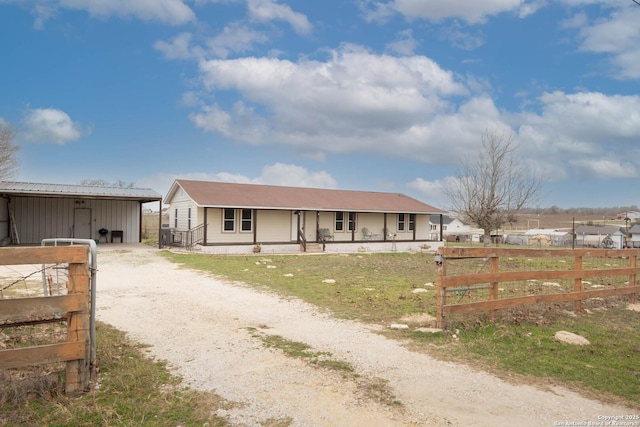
[167, 180, 444, 214]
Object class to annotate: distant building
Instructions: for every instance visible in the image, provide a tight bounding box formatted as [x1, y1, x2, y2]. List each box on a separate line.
[575, 225, 625, 249]
[617, 211, 640, 220]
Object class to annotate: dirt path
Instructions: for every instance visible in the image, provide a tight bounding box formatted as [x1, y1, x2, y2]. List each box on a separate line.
[95, 246, 633, 426]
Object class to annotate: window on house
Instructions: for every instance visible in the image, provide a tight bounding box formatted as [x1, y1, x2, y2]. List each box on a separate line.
[348, 212, 356, 232]
[188, 208, 192, 230]
[223, 208, 235, 232]
[430, 224, 437, 231]
[174, 208, 178, 228]
[241, 209, 252, 232]
[335, 212, 344, 231]
[398, 213, 405, 231]
[409, 214, 415, 231]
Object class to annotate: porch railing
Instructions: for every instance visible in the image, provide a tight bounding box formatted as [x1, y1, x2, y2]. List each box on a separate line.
[298, 228, 306, 252]
[165, 223, 206, 250]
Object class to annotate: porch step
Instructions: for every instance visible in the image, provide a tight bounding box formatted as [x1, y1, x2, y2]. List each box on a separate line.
[305, 243, 324, 253]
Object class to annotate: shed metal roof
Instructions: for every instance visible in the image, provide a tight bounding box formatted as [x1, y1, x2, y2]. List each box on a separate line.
[0, 181, 162, 202]
[166, 179, 445, 214]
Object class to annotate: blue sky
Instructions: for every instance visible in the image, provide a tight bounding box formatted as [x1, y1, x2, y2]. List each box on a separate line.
[1, 0, 639, 209]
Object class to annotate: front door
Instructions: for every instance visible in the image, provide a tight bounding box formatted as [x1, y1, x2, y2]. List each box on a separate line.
[74, 208, 92, 239]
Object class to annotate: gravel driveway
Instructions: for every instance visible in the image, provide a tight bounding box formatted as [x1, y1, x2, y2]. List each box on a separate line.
[95, 245, 632, 427]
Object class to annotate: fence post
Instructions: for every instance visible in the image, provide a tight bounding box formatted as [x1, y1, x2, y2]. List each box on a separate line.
[435, 247, 445, 329]
[574, 253, 583, 313]
[630, 254, 637, 304]
[489, 255, 499, 321]
[65, 259, 91, 396]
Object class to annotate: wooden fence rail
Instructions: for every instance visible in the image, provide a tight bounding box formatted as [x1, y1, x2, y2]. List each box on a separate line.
[0, 246, 91, 395]
[435, 247, 640, 328]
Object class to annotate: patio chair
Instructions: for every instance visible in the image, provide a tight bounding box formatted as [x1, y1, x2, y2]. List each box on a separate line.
[361, 227, 373, 240]
[320, 228, 334, 241]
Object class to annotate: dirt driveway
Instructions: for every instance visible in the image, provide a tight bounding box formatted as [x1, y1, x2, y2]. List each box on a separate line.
[95, 245, 633, 426]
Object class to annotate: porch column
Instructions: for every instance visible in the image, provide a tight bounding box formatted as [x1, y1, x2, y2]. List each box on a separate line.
[413, 214, 416, 241]
[383, 213, 388, 241]
[157, 200, 162, 249]
[203, 207, 208, 245]
[439, 214, 444, 241]
[253, 209, 258, 244]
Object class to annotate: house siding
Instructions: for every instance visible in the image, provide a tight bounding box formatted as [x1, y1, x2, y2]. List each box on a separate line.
[168, 187, 194, 230]
[10, 196, 140, 244]
[257, 210, 292, 242]
[204, 208, 293, 244]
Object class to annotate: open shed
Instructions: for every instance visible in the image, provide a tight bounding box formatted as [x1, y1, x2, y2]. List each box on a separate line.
[0, 181, 162, 245]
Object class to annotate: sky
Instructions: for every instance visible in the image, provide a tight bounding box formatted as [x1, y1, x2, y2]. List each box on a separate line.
[1, 0, 639, 210]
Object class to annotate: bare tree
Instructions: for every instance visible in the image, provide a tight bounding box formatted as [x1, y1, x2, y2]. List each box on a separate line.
[0, 122, 19, 181]
[80, 179, 134, 188]
[444, 129, 544, 246]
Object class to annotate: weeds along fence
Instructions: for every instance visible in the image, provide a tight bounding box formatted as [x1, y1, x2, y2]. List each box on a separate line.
[435, 247, 640, 328]
[0, 246, 92, 396]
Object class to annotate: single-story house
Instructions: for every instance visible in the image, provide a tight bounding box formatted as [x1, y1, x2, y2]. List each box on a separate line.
[0, 181, 162, 245]
[432, 214, 484, 242]
[163, 179, 446, 254]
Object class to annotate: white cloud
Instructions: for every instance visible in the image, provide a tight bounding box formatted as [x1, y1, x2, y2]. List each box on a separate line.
[569, 158, 637, 179]
[192, 45, 472, 160]
[366, 0, 529, 24]
[247, 0, 312, 35]
[575, 7, 640, 79]
[386, 29, 419, 56]
[438, 21, 485, 50]
[137, 163, 337, 199]
[155, 23, 269, 61]
[407, 176, 457, 209]
[515, 91, 640, 179]
[189, 104, 233, 135]
[154, 32, 201, 60]
[59, 0, 195, 25]
[255, 163, 337, 188]
[185, 41, 640, 185]
[6, 0, 196, 27]
[205, 22, 269, 58]
[21, 108, 87, 145]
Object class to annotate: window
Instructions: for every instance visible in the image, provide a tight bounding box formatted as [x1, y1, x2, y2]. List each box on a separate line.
[348, 212, 356, 232]
[223, 208, 235, 232]
[241, 209, 252, 232]
[430, 224, 437, 231]
[188, 208, 192, 230]
[409, 214, 415, 231]
[398, 213, 405, 231]
[174, 209, 178, 228]
[335, 212, 344, 231]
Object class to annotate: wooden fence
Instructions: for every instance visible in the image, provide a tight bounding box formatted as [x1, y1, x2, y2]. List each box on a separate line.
[435, 247, 640, 328]
[0, 246, 91, 395]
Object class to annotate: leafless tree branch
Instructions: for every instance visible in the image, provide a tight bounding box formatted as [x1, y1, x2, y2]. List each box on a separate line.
[444, 128, 545, 246]
[0, 122, 19, 181]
